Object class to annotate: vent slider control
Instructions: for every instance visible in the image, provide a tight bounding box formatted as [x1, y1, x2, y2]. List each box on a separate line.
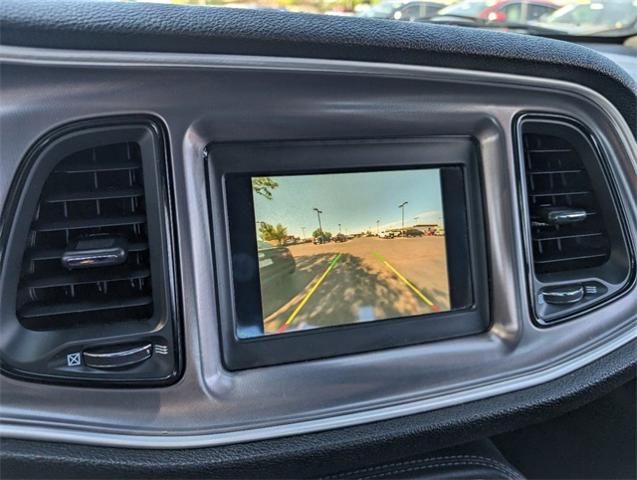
[61, 234, 128, 270]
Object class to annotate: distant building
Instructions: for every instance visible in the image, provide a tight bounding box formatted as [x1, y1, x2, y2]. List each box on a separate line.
[412, 224, 438, 233]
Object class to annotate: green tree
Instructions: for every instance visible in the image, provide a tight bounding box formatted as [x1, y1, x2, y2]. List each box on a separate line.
[312, 228, 332, 241]
[252, 177, 279, 200]
[259, 222, 288, 245]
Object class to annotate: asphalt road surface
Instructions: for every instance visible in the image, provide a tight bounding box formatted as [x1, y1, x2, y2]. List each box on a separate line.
[260, 236, 450, 334]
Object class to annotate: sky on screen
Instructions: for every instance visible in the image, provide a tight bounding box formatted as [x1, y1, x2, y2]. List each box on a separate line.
[253, 169, 444, 238]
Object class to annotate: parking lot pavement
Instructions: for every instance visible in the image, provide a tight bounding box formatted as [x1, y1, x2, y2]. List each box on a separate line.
[261, 236, 450, 334]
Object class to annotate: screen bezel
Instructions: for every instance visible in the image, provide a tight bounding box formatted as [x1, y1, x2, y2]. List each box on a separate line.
[207, 138, 489, 370]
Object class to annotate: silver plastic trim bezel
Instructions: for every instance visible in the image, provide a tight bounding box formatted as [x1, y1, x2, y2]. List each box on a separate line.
[0, 45, 635, 449]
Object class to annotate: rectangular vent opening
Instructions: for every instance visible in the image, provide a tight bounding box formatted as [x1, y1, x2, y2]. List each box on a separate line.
[17, 142, 154, 330]
[523, 132, 611, 275]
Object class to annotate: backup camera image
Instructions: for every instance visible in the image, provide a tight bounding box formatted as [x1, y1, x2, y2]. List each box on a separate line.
[252, 169, 450, 335]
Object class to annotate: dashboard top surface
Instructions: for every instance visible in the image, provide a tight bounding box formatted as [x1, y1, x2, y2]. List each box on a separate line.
[1, 0, 636, 129]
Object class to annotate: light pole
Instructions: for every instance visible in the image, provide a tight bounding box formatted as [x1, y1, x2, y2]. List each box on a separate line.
[338, 223, 342, 233]
[398, 201, 408, 228]
[376, 219, 380, 235]
[313, 208, 323, 236]
[301, 227, 306, 239]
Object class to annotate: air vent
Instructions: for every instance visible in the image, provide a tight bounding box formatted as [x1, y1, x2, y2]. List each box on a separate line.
[523, 132, 611, 275]
[0, 117, 180, 385]
[17, 143, 153, 330]
[518, 115, 632, 325]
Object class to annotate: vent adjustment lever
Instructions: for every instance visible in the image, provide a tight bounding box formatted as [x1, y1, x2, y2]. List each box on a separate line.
[537, 207, 587, 225]
[61, 234, 128, 270]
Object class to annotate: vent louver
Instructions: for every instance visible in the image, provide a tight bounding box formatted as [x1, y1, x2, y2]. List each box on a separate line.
[518, 115, 632, 325]
[1, 118, 179, 384]
[16, 142, 153, 330]
[523, 132, 611, 275]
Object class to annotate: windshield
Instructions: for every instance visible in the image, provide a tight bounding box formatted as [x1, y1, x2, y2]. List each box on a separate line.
[362, 1, 405, 17]
[107, 0, 637, 38]
[437, 1, 494, 17]
[543, 2, 637, 28]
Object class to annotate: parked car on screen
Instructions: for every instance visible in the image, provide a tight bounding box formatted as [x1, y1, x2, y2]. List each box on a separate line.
[257, 241, 295, 285]
[379, 231, 396, 238]
[402, 228, 426, 237]
[333, 233, 348, 242]
[530, 1, 637, 35]
[426, 0, 559, 24]
[359, 0, 447, 21]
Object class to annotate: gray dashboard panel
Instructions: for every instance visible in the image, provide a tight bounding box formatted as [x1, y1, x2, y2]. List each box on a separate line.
[0, 46, 635, 448]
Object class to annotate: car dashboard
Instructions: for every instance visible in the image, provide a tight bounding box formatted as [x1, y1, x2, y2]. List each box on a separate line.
[0, 0, 635, 477]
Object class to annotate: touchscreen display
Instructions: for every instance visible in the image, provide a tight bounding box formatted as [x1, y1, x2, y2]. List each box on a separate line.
[251, 169, 450, 335]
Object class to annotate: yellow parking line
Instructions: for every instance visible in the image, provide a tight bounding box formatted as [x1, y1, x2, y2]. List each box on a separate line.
[278, 253, 342, 333]
[372, 251, 440, 311]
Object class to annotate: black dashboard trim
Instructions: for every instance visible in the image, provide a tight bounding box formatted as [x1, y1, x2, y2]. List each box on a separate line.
[0, 115, 184, 387]
[513, 113, 637, 327]
[208, 138, 489, 369]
